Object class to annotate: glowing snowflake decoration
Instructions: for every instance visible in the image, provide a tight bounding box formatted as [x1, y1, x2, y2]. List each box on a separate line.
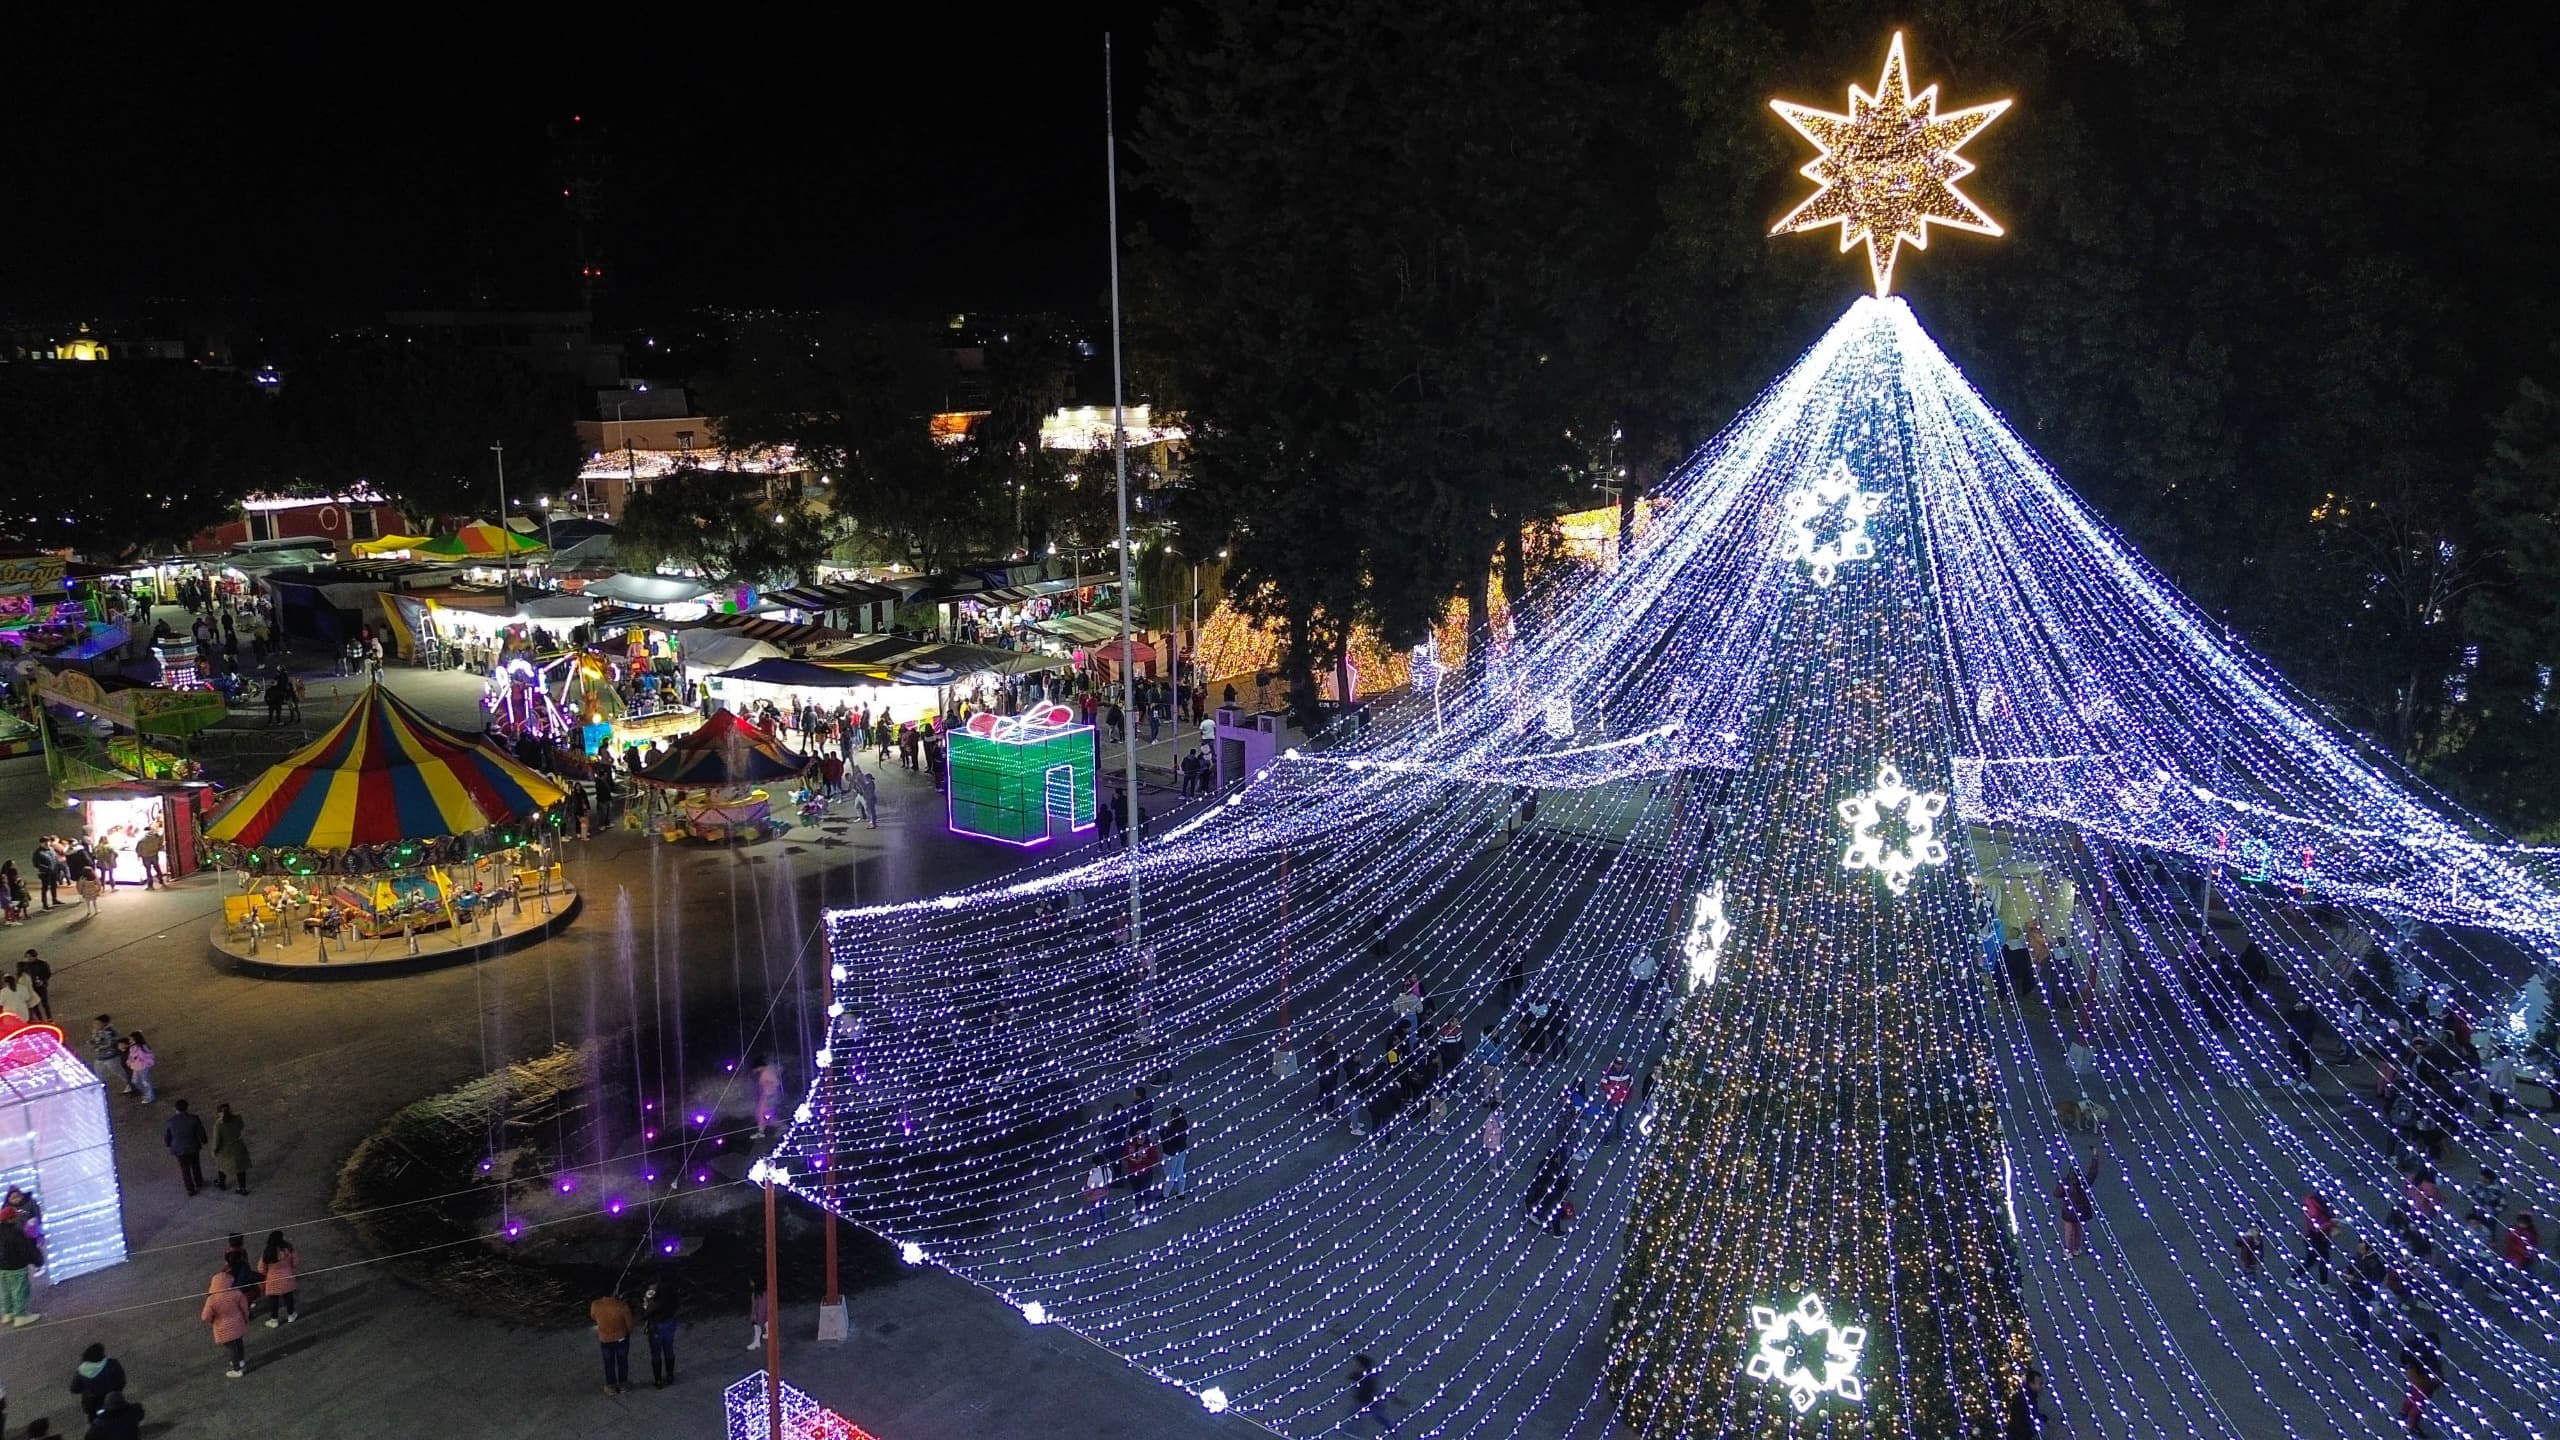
[1769, 31, 2011, 297]
[1783, 461, 1883, 587]
[1745, 1293, 1868, 1413]
[1838, 761, 1949, 894]
[1683, 883, 1733, 988]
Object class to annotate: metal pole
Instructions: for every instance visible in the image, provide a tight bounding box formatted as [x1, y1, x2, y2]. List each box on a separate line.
[1106, 34, 1143, 952]
[764, 1173, 783, 1440]
[493, 441, 514, 608]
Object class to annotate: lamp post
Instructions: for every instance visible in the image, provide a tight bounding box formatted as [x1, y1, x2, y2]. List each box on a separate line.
[492, 441, 514, 608]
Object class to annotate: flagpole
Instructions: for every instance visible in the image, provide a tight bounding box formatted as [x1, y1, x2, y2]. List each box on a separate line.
[1106, 33, 1144, 961]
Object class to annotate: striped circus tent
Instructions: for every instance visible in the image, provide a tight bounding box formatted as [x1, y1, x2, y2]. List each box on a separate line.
[416, 522, 545, 559]
[205, 683, 567, 850]
[636, 708, 809, 788]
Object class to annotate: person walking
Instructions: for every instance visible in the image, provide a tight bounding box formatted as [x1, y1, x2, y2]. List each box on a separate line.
[124, 1031, 158, 1103]
[641, 1273, 682, 1388]
[164, 1098, 208, 1195]
[745, 1281, 775, 1352]
[69, 1341, 129, 1422]
[1524, 1140, 1572, 1235]
[212, 1102, 252, 1195]
[592, 1288, 635, 1394]
[92, 834, 120, 890]
[1163, 1102, 1192, 1200]
[30, 839, 60, 911]
[2002, 1365, 2049, 1439]
[135, 825, 165, 889]
[1483, 1102, 1506, 1165]
[200, 1268, 253, 1377]
[16, 951, 49, 1020]
[753, 1057, 784, 1140]
[2297, 1189, 2338, 1284]
[2057, 1163, 2096, 1259]
[1600, 1057, 1635, 1142]
[0, 1205, 42, 1326]
[90, 1015, 131, 1094]
[257, 1231, 300, 1325]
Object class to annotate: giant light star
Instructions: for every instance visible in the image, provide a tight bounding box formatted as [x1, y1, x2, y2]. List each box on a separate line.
[1744, 1293, 1868, 1413]
[1838, 761, 1950, 894]
[1770, 32, 2011, 296]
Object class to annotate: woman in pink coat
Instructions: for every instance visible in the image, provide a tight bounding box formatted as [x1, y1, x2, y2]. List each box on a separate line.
[200, 1269, 252, 1378]
[258, 1231, 300, 1326]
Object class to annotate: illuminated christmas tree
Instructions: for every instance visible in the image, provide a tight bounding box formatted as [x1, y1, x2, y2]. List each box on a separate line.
[1606, 38, 2030, 1436]
[778, 31, 2560, 1440]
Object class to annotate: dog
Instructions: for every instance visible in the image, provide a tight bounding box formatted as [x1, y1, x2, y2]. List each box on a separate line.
[2057, 1097, 2112, 1132]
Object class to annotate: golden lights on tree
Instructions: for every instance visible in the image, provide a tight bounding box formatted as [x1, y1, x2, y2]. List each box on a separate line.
[1770, 32, 2010, 296]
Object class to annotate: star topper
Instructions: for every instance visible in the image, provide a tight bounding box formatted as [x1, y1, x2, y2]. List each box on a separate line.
[1683, 882, 1733, 988]
[1783, 460, 1883, 587]
[1745, 1293, 1869, 1413]
[1838, 761, 1950, 894]
[1769, 32, 2011, 296]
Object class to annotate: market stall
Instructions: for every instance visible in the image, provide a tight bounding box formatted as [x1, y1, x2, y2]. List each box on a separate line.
[68, 780, 220, 884]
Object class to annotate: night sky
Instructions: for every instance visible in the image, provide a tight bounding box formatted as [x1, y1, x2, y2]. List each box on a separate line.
[6, 10, 1160, 319]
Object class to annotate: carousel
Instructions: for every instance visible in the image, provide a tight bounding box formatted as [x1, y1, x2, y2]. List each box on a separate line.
[202, 682, 576, 967]
[634, 708, 813, 843]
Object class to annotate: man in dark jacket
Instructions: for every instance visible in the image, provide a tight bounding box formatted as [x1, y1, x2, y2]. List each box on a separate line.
[30, 840, 61, 910]
[70, 1342, 129, 1421]
[164, 1099, 210, 1195]
[641, 1273, 682, 1388]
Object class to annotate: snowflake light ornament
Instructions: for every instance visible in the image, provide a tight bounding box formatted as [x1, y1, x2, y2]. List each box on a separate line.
[1683, 882, 1733, 988]
[1838, 761, 1949, 894]
[1783, 461, 1883, 587]
[1745, 1292, 1868, 1413]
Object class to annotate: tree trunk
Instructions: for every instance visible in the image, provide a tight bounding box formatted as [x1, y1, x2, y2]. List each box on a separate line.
[1500, 509, 1528, 642]
[1463, 560, 1492, 683]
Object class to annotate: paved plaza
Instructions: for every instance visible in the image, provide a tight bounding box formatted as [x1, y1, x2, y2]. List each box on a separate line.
[3, 664, 1228, 1440]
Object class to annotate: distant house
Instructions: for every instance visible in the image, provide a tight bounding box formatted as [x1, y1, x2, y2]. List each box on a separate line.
[189, 489, 411, 557]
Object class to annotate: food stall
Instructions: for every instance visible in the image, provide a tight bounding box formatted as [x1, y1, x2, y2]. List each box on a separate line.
[67, 779, 220, 884]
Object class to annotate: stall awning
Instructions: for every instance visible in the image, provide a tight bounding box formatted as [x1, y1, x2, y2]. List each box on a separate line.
[677, 631, 786, 673]
[1031, 612, 1133, 646]
[761, 580, 901, 612]
[591, 603, 671, 636]
[585, 574, 711, 606]
[709, 658, 876, 690]
[678, 614, 853, 653]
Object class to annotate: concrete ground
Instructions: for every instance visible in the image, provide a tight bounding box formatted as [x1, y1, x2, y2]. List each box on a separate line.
[1, 662, 1233, 1440]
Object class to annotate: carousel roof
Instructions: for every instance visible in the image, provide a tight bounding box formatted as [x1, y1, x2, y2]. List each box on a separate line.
[635, 708, 809, 788]
[204, 682, 567, 850]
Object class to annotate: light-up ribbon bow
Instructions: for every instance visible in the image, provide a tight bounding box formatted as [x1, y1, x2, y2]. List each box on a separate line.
[965, 703, 1079, 744]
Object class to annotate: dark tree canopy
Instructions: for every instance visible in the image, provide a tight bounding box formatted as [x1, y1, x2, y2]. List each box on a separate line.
[1135, 0, 1647, 717]
[272, 341, 582, 527]
[613, 466, 838, 591]
[0, 364, 275, 552]
[1134, 0, 2560, 814]
[708, 320, 1005, 574]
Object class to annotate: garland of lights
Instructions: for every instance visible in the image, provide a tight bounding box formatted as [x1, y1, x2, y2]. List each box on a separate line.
[740, 51, 2560, 1432]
